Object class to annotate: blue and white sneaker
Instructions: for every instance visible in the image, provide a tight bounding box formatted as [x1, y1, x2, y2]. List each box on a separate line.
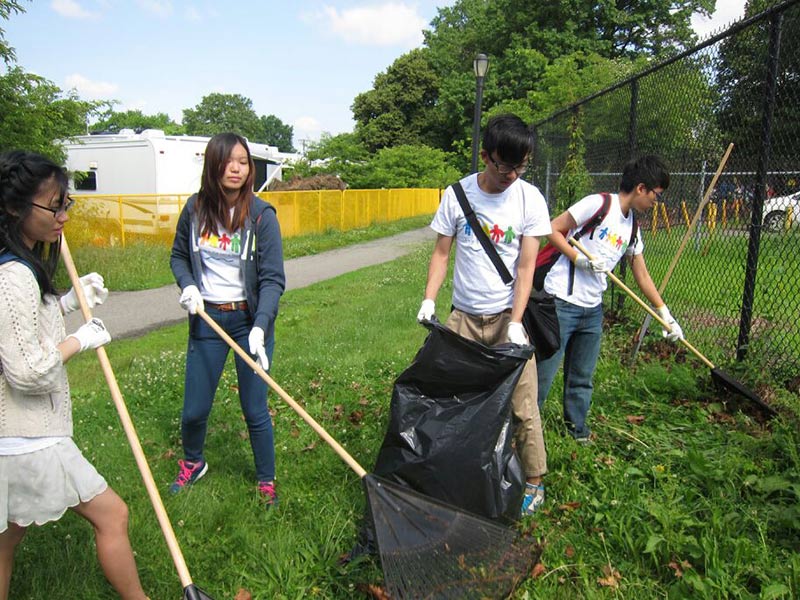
[521, 483, 545, 517]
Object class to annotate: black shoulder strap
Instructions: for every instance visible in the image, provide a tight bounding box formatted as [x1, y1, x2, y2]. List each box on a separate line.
[452, 181, 513, 285]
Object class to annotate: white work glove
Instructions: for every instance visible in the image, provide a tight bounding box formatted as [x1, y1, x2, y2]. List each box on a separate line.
[416, 299, 435, 322]
[59, 272, 108, 314]
[179, 285, 203, 315]
[655, 305, 684, 342]
[248, 326, 269, 370]
[574, 255, 607, 273]
[68, 318, 111, 352]
[506, 321, 530, 346]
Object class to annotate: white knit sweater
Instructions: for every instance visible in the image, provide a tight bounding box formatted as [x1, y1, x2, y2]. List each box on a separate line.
[0, 261, 72, 437]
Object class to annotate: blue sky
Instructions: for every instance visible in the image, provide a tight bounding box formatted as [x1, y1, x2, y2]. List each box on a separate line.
[5, 1, 745, 149]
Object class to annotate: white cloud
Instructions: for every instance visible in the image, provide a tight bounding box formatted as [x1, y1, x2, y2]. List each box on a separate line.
[51, 0, 97, 19]
[293, 116, 323, 142]
[312, 2, 426, 47]
[691, 0, 746, 38]
[137, 0, 174, 18]
[64, 73, 119, 98]
[185, 5, 202, 21]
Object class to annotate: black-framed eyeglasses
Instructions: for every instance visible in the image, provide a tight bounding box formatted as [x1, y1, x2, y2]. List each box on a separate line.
[31, 197, 75, 217]
[491, 157, 528, 176]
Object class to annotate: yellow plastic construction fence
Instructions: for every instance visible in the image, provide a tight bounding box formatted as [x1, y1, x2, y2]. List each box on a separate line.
[68, 188, 442, 248]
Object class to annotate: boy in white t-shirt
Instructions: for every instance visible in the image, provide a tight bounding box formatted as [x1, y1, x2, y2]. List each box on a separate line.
[417, 114, 552, 516]
[537, 155, 685, 443]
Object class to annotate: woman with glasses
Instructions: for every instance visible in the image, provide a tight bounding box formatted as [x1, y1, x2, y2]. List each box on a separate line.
[0, 151, 148, 599]
[169, 132, 285, 507]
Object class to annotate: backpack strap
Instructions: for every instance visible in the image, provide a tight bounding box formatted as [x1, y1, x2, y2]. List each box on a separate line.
[567, 192, 612, 294]
[452, 181, 513, 285]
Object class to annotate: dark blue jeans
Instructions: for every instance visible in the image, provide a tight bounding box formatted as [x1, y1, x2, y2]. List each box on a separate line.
[181, 307, 276, 482]
[536, 298, 603, 439]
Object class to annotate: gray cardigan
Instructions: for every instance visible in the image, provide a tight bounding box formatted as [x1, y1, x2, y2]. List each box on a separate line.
[170, 194, 286, 335]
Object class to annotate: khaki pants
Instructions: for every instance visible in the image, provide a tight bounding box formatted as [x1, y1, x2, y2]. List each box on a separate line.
[445, 309, 547, 478]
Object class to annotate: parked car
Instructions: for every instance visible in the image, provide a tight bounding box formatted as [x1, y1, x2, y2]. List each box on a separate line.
[762, 191, 800, 232]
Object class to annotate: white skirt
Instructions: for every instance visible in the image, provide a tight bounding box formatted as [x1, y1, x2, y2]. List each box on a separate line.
[0, 438, 107, 533]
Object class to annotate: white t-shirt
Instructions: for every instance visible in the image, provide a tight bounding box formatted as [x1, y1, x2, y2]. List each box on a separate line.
[431, 174, 551, 314]
[544, 193, 644, 308]
[197, 224, 246, 303]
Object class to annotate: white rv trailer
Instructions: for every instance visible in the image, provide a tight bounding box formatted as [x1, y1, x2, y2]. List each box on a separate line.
[62, 130, 285, 235]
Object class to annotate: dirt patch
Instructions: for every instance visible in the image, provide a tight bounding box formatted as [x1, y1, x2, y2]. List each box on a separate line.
[269, 174, 346, 191]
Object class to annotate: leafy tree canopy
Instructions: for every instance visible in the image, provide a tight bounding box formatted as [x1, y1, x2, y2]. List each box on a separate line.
[0, 0, 25, 64]
[0, 67, 104, 163]
[260, 114, 295, 153]
[90, 108, 184, 135]
[352, 48, 440, 152]
[353, 0, 716, 164]
[182, 93, 263, 140]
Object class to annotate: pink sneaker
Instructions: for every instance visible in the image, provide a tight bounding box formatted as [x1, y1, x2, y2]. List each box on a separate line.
[258, 481, 278, 509]
[169, 459, 208, 494]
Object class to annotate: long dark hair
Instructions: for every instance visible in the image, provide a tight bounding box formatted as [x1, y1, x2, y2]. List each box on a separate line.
[197, 132, 255, 237]
[0, 151, 68, 297]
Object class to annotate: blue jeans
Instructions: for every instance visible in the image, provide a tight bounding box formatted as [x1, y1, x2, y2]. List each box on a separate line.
[536, 299, 603, 439]
[182, 307, 276, 482]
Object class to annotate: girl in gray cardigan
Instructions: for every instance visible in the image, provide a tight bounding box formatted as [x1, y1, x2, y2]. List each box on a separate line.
[0, 151, 148, 600]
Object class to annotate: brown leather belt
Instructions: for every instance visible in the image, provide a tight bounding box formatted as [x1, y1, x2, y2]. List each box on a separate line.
[205, 300, 248, 312]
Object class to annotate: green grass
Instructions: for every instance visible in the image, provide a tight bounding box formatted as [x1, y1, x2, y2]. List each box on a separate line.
[616, 227, 800, 383]
[54, 214, 433, 292]
[10, 246, 799, 599]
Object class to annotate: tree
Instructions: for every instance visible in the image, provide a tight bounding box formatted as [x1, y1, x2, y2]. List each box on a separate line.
[259, 114, 295, 152]
[353, 0, 716, 158]
[91, 108, 184, 135]
[0, 0, 26, 64]
[350, 144, 461, 189]
[352, 48, 440, 152]
[0, 67, 102, 162]
[715, 0, 799, 176]
[182, 93, 262, 140]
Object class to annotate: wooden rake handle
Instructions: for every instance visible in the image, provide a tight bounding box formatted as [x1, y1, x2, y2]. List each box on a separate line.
[657, 143, 734, 294]
[568, 237, 715, 370]
[194, 307, 368, 479]
[60, 237, 196, 589]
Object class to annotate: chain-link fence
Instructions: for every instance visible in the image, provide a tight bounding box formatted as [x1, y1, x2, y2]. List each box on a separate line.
[529, 0, 800, 387]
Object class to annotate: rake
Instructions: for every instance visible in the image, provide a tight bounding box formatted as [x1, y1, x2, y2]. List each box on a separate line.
[195, 307, 541, 599]
[570, 236, 776, 417]
[61, 237, 213, 600]
[629, 143, 735, 363]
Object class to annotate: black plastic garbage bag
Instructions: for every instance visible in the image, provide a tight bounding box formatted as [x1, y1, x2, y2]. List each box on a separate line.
[372, 319, 534, 523]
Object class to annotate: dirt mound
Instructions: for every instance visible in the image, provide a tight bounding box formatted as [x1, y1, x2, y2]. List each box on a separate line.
[269, 174, 347, 191]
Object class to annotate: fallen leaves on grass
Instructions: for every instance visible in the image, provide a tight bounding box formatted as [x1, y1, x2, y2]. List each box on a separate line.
[625, 415, 646, 425]
[531, 562, 546, 579]
[234, 589, 252, 600]
[558, 502, 581, 512]
[565, 546, 575, 558]
[597, 564, 622, 588]
[668, 559, 693, 578]
[366, 583, 391, 600]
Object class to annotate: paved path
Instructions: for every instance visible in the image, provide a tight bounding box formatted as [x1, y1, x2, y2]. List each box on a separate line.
[65, 227, 437, 339]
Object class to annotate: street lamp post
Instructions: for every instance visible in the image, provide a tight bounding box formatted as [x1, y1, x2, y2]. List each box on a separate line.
[471, 53, 489, 173]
